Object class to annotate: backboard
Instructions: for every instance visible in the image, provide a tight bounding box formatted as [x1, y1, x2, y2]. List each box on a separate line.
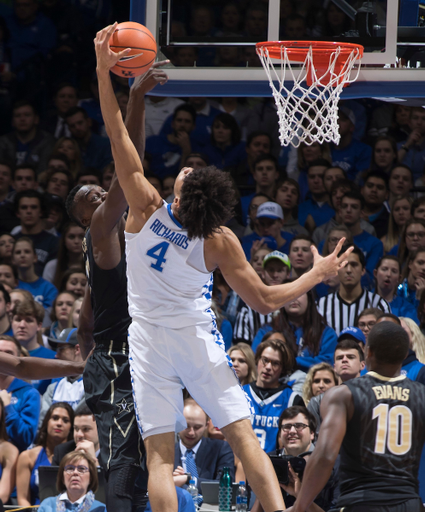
[130, 0, 425, 101]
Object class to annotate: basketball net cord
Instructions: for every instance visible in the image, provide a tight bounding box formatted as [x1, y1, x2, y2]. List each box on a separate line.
[257, 44, 362, 147]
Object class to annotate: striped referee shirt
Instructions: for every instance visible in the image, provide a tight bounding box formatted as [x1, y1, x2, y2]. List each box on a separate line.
[233, 304, 273, 346]
[317, 290, 391, 335]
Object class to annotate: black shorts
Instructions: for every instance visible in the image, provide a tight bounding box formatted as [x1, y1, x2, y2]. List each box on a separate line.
[83, 339, 146, 473]
[331, 498, 425, 512]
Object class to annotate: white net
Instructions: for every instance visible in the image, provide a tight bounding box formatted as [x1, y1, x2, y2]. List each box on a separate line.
[256, 43, 362, 147]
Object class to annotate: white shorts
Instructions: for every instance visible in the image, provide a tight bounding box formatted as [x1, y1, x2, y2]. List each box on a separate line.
[128, 318, 253, 439]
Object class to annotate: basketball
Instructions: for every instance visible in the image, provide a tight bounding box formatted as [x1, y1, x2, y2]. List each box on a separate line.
[109, 21, 157, 78]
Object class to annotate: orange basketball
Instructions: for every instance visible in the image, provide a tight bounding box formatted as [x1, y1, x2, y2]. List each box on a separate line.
[109, 21, 157, 78]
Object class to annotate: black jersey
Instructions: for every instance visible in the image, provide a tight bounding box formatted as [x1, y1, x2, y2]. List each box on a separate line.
[337, 371, 425, 507]
[83, 229, 131, 342]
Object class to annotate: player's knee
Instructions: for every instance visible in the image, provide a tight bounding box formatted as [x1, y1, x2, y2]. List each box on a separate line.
[108, 464, 147, 502]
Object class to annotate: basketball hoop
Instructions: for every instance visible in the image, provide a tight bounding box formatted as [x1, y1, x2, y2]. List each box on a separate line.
[256, 41, 364, 147]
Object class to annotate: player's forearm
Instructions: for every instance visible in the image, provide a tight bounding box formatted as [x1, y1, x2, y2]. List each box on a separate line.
[126, 91, 146, 160]
[18, 357, 84, 380]
[97, 68, 129, 142]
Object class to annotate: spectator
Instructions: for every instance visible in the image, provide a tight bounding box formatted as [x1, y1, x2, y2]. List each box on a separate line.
[0, 162, 19, 232]
[395, 218, 425, 261]
[401, 316, 425, 365]
[53, 137, 82, 178]
[59, 268, 86, 298]
[38, 450, 106, 512]
[0, 160, 11, 204]
[42, 83, 78, 139]
[318, 246, 390, 334]
[182, 98, 222, 148]
[12, 164, 37, 193]
[388, 165, 413, 202]
[302, 362, 338, 405]
[370, 135, 398, 173]
[412, 197, 425, 220]
[227, 343, 257, 386]
[361, 171, 390, 239]
[398, 106, 425, 181]
[144, 96, 185, 138]
[0, 394, 19, 504]
[322, 166, 346, 195]
[333, 338, 365, 383]
[43, 193, 66, 237]
[76, 168, 101, 186]
[45, 168, 73, 202]
[17, 402, 74, 506]
[12, 237, 57, 310]
[13, 190, 59, 275]
[288, 235, 314, 278]
[0, 101, 56, 174]
[52, 402, 100, 466]
[173, 398, 235, 494]
[274, 178, 309, 236]
[244, 338, 303, 453]
[42, 222, 84, 287]
[0, 262, 18, 291]
[253, 288, 338, 371]
[64, 107, 112, 172]
[68, 296, 82, 328]
[381, 195, 412, 254]
[244, 5, 268, 40]
[242, 193, 270, 237]
[331, 107, 372, 182]
[298, 159, 335, 231]
[0, 334, 40, 451]
[355, 307, 382, 343]
[399, 248, 425, 308]
[48, 292, 76, 340]
[0, 233, 14, 263]
[100, 162, 114, 192]
[0, 284, 12, 335]
[338, 191, 383, 287]
[374, 255, 418, 322]
[9, 288, 32, 309]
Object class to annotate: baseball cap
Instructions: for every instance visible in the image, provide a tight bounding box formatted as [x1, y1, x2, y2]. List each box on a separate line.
[48, 328, 78, 350]
[262, 250, 291, 270]
[256, 202, 284, 220]
[339, 106, 356, 126]
[337, 326, 366, 345]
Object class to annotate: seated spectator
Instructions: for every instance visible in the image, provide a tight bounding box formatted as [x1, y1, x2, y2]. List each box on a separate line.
[388, 165, 413, 202]
[0, 233, 15, 263]
[8, 288, 32, 309]
[43, 193, 66, 238]
[0, 284, 12, 336]
[288, 235, 313, 278]
[64, 107, 112, 172]
[374, 255, 418, 322]
[100, 163, 114, 192]
[0, 160, 11, 205]
[331, 106, 372, 182]
[12, 238, 57, 310]
[401, 316, 425, 365]
[243, 338, 303, 453]
[299, 159, 335, 232]
[42, 222, 85, 287]
[173, 398, 234, 494]
[382, 195, 412, 254]
[394, 218, 425, 260]
[250, 244, 272, 277]
[322, 166, 346, 194]
[254, 288, 338, 371]
[59, 268, 86, 298]
[241, 202, 294, 261]
[17, 402, 73, 506]
[48, 293, 76, 340]
[13, 190, 59, 275]
[355, 307, 382, 344]
[45, 167, 73, 202]
[399, 248, 425, 309]
[0, 101, 56, 175]
[318, 246, 390, 334]
[0, 395, 19, 505]
[397, 106, 425, 181]
[0, 334, 40, 451]
[370, 135, 398, 174]
[212, 268, 243, 327]
[76, 168, 101, 187]
[227, 343, 257, 386]
[361, 171, 390, 239]
[42, 83, 78, 139]
[12, 164, 38, 195]
[241, 193, 270, 237]
[0, 262, 18, 292]
[53, 137, 82, 179]
[68, 297, 83, 328]
[274, 179, 309, 236]
[302, 362, 338, 406]
[52, 402, 99, 466]
[38, 451, 106, 512]
[144, 96, 185, 139]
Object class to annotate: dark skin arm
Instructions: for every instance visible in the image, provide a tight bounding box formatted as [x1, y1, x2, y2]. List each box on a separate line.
[0, 352, 85, 380]
[288, 385, 354, 512]
[77, 285, 95, 360]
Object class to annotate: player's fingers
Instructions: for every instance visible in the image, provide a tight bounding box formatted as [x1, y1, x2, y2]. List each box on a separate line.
[332, 237, 346, 255]
[117, 48, 131, 59]
[310, 245, 319, 258]
[337, 244, 354, 263]
[152, 60, 171, 68]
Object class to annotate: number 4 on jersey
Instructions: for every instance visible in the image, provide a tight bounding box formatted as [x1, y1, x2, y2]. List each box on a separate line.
[146, 241, 170, 272]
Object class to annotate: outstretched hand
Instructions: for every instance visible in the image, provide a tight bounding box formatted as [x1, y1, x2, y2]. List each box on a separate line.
[131, 60, 170, 95]
[94, 22, 131, 72]
[311, 237, 353, 281]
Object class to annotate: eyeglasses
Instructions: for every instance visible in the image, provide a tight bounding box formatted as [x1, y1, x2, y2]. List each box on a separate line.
[259, 356, 282, 370]
[64, 465, 90, 474]
[280, 423, 309, 432]
[406, 231, 425, 240]
[358, 321, 376, 330]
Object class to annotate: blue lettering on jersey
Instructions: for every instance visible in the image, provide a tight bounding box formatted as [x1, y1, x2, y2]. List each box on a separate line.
[149, 218, 189, 249]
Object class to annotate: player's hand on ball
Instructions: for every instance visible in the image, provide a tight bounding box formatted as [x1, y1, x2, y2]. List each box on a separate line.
[131, 60, 170, 95]
[95, 22, 131, 72]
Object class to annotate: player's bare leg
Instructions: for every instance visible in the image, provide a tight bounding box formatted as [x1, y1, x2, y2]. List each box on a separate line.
[222, 419, 286, 512]
[144, 432, 178, 512]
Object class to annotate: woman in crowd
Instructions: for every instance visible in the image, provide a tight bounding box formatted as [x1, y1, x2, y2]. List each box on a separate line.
[388, 165, 413, 202]
[399, 248, 425, 308]
[9, 289, 33, 310]
[17, 402, 74, 506]
[59, 268, 87, 298]
[43, 223, 85, 288]
[48, 292, 77, 340]
[381, 195, 412, 254]
[373, 255, 419, 321]
[394, 218, 425, 262]
[0, 396, 19, 506]
[38, 451, 106, 512]
[228, 342, 257, 386]
[274, 179, 308, 236]
[0, 234, 14, 263]
[401, 316, 425, 365]
[302, 362, 338, 406]
[68, 297, 83, 328]
[53, 137, 82, 179]
[250, 243, 272, 276]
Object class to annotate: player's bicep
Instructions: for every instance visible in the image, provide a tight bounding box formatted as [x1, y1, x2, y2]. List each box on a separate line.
[318, 387, 351, 457]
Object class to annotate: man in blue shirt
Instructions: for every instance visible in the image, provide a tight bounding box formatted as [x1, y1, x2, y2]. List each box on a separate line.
[361, 171, 390, 239]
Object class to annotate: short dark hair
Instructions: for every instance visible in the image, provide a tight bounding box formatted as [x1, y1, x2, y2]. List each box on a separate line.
[0, 262, 18, 284]
[389, 164, 413, 183]
[307, 158, 331, 171]
[364, 170, 389, 189]
[13, 164, 36, 180]
[246, 131, 272, 149]
[368, 322, 409, 365]
[376, 312, 401, 325]
[0, 284, 10, 304]
[335, 338, 364, 362]
[339, 244, 365, 268]
[341, 190, 365, 209]
[173, 104, 196, 124]
[253, 153, 278, 170]
[212, 113, 241, 146]
[64, 106, 88, 119]
[278, 406, 317, 434]
[178, 167, 237, 239]
[289, 234, 314, 252]
[14, 189, 46, 216]
[74, 402, 93, 418]
[411, 196, 425, 216]
[13, 100, 36, 115]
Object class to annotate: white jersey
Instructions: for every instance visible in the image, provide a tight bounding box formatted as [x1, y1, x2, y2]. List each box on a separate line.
[125, 202, 213, 329]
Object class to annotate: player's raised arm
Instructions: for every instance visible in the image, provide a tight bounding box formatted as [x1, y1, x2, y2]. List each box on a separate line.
[209, 234, 353, 314]
[94, 24, 164, 229]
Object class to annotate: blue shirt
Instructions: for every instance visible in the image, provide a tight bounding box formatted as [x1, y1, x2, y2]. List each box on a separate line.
[18, 278, 58, 309]
[201, 141, 247, 170]
[241, 231, 294, 261]
[241, 192, 255, 226]
[398, 140, 425, 181]
[331, 139, 372, 181]
[28, 346, 56, 395]
[80, 133, 112, 171]
[387, 294, 419, 323]
[146, 487, 195, 512]
[38, 496, 107, 512]
[298, 198, 335, 228]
